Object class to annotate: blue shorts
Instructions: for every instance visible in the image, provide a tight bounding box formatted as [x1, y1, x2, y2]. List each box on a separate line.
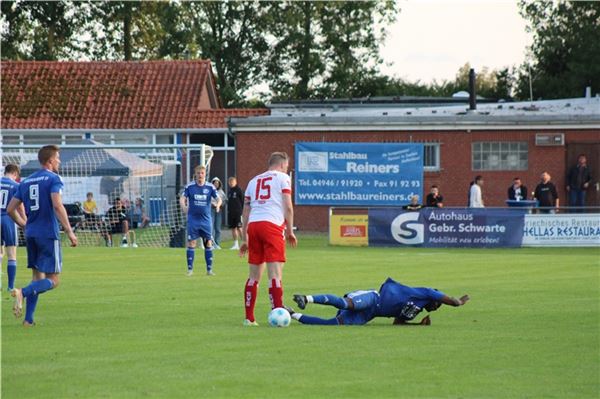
[26, 237, 62, 274]
[1, 215, 18, 247]
[187, 222, 212, 242]
[336, 290, 380, 325]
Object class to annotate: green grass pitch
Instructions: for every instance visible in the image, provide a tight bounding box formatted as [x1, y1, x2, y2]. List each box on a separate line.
[2, 235, 599, 398]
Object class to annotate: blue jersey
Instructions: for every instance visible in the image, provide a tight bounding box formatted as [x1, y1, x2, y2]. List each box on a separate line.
[14, 169, 63, 239]
[183, 181, 218, 226]
[1, 176, 19, 216]
[376, 277, 445, 320]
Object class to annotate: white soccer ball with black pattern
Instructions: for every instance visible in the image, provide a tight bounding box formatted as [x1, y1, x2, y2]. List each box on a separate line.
[268, 307, 291, 327]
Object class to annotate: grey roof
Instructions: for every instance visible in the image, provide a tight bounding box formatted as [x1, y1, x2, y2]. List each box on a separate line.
[230, 96, 600, 131]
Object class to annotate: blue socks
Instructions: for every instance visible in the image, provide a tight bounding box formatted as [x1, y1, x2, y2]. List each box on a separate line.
[186, 247, 195, 271]
[204, 248, 213, 272]
[25, 294, 39, 324]
[22, 278, 53, 297]
[313, 294, 348, 309]
[7, 259, 17, 290]
[187, 247, 214, 273]
[298, 315, 340, 325]
[21, 279, 54, 325]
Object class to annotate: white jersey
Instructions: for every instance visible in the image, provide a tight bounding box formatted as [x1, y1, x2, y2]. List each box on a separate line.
[245, 170, 292, 225]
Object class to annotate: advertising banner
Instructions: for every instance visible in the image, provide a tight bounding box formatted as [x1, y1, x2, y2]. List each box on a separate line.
[368, 208, 525, 248]
[329, 214, 369, 246]
[295, 142, 423, 206]
[522, 214, 600, 247]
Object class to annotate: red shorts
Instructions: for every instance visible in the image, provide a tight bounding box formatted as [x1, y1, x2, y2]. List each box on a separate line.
[247, 221, 286, 265]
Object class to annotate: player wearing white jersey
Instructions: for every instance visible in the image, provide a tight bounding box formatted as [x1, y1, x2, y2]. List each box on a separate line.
[239, 152, 297, 326]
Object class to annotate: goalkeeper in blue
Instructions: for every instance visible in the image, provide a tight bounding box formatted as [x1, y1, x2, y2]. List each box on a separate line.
[287, 277, 469, 326]
[180, 165, 221, 276]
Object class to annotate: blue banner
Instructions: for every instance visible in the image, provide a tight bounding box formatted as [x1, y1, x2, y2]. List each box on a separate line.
[368, 208, 525, 248]
[295, 142, 423, 206]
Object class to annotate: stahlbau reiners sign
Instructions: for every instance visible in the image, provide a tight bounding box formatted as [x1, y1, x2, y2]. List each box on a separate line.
[295, 142, 423, 206]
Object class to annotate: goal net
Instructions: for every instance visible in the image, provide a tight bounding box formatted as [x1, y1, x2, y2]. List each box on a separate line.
[2, 141, 213, 248]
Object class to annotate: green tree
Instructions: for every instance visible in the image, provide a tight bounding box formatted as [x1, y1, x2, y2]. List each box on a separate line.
[87, 1, 163, 61]
[267, 1, 398, 100]
[187, 1, 270, 106]
[516, 0, 600, 99]
[0, 0, 85, 60]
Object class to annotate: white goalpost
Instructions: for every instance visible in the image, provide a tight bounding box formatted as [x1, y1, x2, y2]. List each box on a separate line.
[1, 142, 213, 248]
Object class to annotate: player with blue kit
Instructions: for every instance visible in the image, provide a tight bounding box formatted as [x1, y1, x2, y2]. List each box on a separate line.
[7, 145, 78, 326]
[1, 164, 24, 291]
[288, 277, 469, 326]
[180, 165, 221, 276]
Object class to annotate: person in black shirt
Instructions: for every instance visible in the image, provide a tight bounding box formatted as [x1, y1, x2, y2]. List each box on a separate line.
[425, 185, 444, 207]
[403, 195, 423, 211]
[227, 176, 245, 250]
[534, 172, 559, 213]
[566, 154, 592, 212]
[105, 197, 135, 247]
[507, 177, 528, 201]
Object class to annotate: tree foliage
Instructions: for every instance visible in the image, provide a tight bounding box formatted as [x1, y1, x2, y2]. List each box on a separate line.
[186, 1, 270, 106]
[1, 0, 85, 60]
[516, 0, 600, 99]
[1, 0, 525, 104]
[266, 1, 398, 100]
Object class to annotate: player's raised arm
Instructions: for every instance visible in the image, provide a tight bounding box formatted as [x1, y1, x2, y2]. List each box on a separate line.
[51, 192, 77, 247]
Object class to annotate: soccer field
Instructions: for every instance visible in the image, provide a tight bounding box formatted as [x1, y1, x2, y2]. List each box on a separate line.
[2, 235, 599, 399]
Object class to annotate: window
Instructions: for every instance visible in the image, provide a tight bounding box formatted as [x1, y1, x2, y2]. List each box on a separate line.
[472, 141, 528, 170]
[423, 143, 440, 171]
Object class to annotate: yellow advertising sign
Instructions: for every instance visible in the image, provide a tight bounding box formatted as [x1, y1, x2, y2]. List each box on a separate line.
[329, 214, 369, 246]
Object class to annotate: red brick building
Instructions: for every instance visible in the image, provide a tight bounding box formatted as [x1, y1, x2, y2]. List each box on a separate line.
[231, 98, 600, 231]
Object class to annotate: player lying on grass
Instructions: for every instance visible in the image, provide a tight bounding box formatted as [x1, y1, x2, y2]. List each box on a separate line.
[286, 277, 469, 326]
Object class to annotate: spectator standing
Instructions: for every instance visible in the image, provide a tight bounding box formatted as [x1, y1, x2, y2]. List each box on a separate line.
[534, 172, 559, 213]
[239, 152, 297, 326]
[425, 185, 444, 207]
[210, 177, 227, 249]
[227, 176, 244, 250]
[7, 145, 78, 326]
[469, 176, 485, 208]
[566, 154, 592, 212]
[507, 177, 528, 201]
[131, 197, 150, 228]
[402, 195, 423, 211]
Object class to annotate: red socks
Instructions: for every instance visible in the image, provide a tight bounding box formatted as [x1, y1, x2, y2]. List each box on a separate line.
[268, 279, 283, 309]
[244, 279, 258, 322]
[245, 278, 284, 322]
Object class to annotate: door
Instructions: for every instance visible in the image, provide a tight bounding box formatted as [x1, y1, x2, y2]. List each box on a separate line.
[566, 143, 600, 207]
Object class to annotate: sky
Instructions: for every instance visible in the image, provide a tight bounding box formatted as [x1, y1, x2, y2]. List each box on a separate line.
[380, 0, 533, 83]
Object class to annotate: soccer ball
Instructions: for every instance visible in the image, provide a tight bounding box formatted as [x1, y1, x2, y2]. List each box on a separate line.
[268, 307, 291, 327]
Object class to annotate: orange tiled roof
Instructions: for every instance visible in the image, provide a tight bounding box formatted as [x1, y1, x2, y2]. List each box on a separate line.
[1, 61, 269, 129]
